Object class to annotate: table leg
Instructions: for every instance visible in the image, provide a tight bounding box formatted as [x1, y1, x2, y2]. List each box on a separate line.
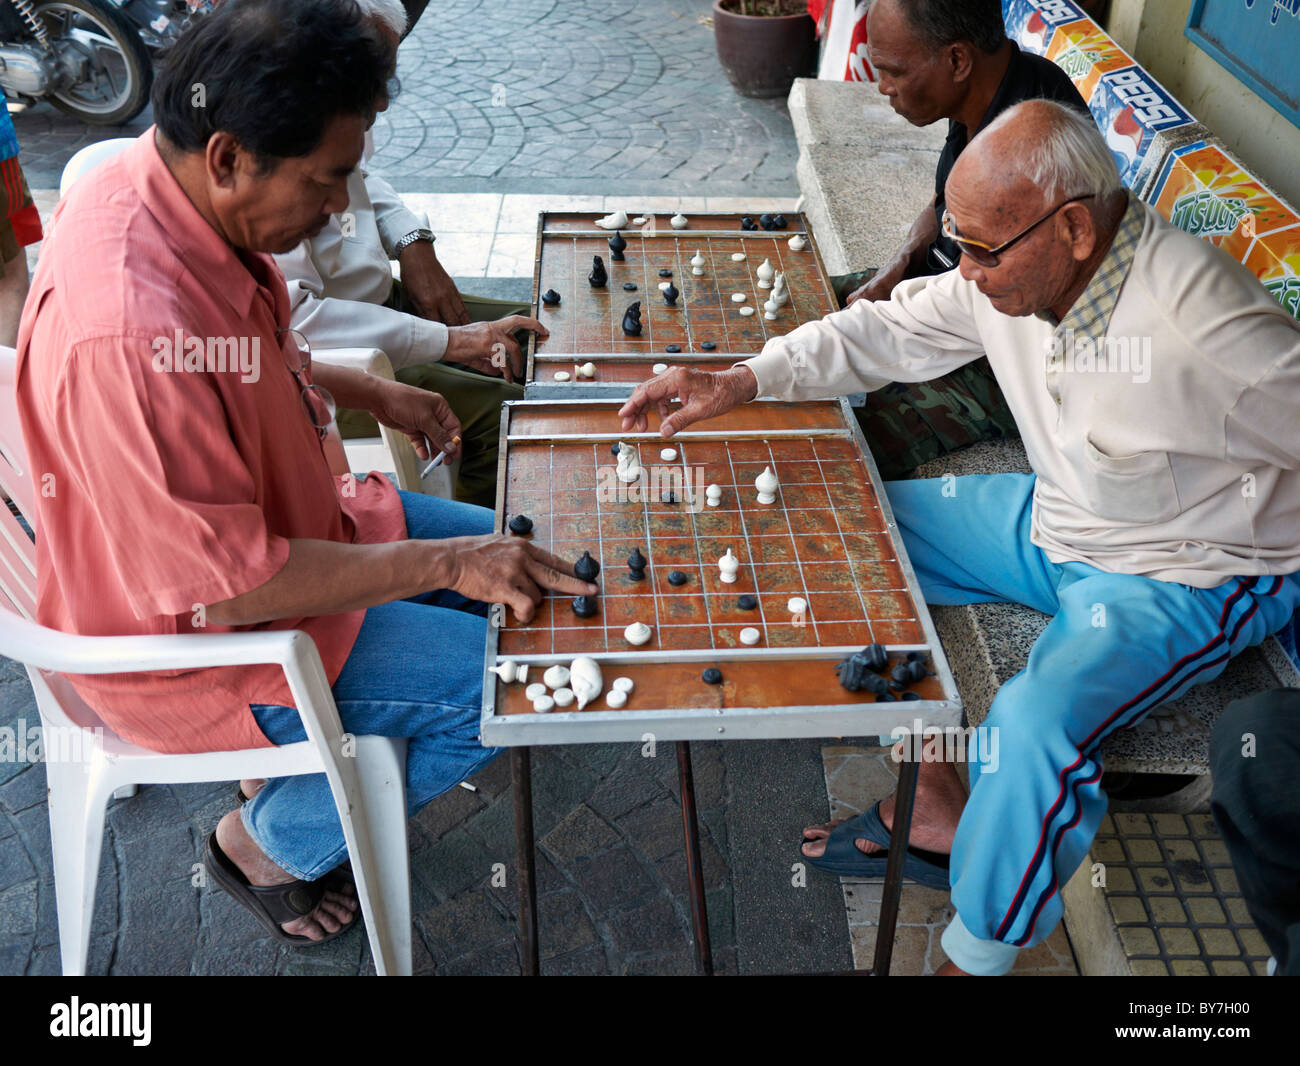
[511, 746, 540, 977]
[676, 740, 714, 976]
[870, 749, 919, 976]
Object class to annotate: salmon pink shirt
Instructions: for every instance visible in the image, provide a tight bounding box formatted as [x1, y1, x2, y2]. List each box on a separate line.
[15, 130, 407, 754]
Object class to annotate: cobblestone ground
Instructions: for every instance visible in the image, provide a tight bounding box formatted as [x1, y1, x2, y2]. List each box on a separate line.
[0, 650, 849, 975]
[11, 0, 799, 197]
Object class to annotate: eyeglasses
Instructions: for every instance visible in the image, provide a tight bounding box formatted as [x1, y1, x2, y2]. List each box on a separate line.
[942, 194, 1096, 268]
[276, 328, 336, 441]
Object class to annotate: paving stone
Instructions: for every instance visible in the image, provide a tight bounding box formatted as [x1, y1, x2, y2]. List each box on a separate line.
[0, 832, 35, 892]
[618, 794, 684, 864]
[414, 826, 495, 901]
[589, 763, 667, 821]
[412, 780, 486, 842]
[539, 804, 620, 863]
[113, 882, 201, 975]
[0, 879, 36, 936]
[567, 842, 657, 918]
[0, 937, 33, 976]
[537, 889, 597, 960]
[438, 940, 521, 976]
[531, 754, 600, 835]
[417, 890, 514, 964]
[541, 943, 608, 976]
[617, 948, 695, 976]
[608, 896, 681, 956]
[0, 765, 46, 814]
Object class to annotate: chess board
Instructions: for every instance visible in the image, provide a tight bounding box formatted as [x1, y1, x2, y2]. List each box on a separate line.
[480, 399, 960, 746]
[524, 212, 838, 391]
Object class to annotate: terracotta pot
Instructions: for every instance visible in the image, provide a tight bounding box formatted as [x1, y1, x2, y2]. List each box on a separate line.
[712, 1, 819, 99]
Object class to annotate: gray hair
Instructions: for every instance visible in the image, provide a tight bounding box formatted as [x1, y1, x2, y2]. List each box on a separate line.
[984, 99, 1122, 203]
[352, 0, 407, 36]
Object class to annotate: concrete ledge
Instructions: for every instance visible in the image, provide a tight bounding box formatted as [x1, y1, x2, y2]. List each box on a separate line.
[788, 79, 945, 275]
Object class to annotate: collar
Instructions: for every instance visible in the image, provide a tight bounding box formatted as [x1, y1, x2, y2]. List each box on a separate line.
[125, 128, 273, 320]
[1055, 190, 1145, 340]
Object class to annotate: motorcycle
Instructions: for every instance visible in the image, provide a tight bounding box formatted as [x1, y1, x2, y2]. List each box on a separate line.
[0, 0, 154, 125]
[113, 0, 215, 55]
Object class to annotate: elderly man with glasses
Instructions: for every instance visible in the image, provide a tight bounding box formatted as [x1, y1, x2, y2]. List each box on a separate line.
[618, 99, 1300, 976]
[16, 0, 594, 947]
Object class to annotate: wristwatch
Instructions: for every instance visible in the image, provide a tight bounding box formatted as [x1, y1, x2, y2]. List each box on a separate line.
[393, 228, 435, 254]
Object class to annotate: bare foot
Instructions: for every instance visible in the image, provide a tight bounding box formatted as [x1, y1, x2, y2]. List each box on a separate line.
[934, 959, 972, 976]
[215, 810, 358, 940]
[800, 759, 967, 860]
[240, 778, 267, 801]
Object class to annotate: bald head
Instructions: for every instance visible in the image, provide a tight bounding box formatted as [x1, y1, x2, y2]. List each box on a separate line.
[944, 100, 1128, 319]
[959, 99, 1122, 207]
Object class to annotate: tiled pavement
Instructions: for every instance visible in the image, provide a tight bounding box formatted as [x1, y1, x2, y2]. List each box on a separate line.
[822, 746, 1080, 976]
[10, 0, 800, 198]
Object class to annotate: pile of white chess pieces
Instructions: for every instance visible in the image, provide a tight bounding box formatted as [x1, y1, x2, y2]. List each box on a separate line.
[491, 656, 638, 712]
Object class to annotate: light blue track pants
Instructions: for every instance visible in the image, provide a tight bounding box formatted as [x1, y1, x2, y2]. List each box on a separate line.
[888, 474, 1300, 975]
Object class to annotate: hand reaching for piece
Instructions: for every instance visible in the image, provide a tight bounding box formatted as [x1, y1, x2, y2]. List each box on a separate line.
[442, 535, 598, 623]
[399, 240, 470, 326]
[618, 365, 759, 438]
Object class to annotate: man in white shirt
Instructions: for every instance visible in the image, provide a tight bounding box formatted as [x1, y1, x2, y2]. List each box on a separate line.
[276, 0, 534, 508]
[618, 100, 1300, 975]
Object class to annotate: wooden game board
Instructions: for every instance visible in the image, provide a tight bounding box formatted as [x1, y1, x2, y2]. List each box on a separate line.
[480, 399, 961, 746]
[525, 212, 838, 389]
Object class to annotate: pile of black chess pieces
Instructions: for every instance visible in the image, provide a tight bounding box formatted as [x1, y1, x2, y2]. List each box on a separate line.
[835, 644, 931, 700]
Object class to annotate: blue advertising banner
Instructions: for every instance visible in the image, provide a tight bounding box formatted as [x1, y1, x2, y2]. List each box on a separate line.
[1186, 0, 1300, 128]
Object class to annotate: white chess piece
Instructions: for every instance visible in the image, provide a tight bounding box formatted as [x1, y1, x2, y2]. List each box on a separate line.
[787, 597, 807, 616]
[691, 250, 705, 275]
[613, 677, 635, 694]
[755, 466, 779, 504]
[660, 447, 678, 462]
[543, 664, 570, 689]
[705, 483, 722, 508]
[739, 627, 761, 646]
[606, 689, 628, 708]
[578, 361, 596, 379]
[652, 362, 669, 375]
[552, 687, 575, 707]
[788, 234, 807, 251]
[670, 213, 688, 229]
[525, 682, 547, 701]
[731, 252, 746, 262]
[739, 306, 755, 317]
[756, 258, 775, 289]
[624, 622, 653, 646]
[532, 695, 555, 713]
[763, 297, 778, 321]
[595, 210, 629, 230]
[718, 548, 739, 584]
[617, 442, 641, 484]
[489, 661, 520, 684]
[569, 656, 604, 709]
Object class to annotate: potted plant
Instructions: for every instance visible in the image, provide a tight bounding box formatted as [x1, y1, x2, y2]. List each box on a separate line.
[712, 0, 819, 99]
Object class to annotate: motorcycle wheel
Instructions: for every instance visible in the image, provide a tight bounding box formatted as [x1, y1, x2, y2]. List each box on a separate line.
[33, 0, 153, 125]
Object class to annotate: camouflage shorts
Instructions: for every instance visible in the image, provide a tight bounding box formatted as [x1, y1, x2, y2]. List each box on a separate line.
[853, 358, 1020, 481]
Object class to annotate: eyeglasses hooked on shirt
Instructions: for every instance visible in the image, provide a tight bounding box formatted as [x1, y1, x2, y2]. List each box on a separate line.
[276, 327, 336, 441]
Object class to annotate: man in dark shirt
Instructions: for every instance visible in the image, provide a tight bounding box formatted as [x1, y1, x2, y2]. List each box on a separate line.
[833, 0, 1087, 478]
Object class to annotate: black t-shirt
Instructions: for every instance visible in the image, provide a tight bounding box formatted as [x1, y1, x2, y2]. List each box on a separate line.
[923, 42, 1090, 274]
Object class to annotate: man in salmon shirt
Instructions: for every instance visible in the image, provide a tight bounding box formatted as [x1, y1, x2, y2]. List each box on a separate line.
[16, 0, 594, 947]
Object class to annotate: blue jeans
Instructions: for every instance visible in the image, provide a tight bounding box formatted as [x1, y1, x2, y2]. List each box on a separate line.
[889, 474, 1300, 976]
[240, 489, 502, 881]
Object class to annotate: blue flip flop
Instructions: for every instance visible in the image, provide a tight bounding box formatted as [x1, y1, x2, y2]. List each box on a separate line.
[798, 802, 951, 888]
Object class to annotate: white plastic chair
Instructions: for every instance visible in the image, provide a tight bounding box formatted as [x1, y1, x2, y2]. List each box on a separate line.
[0, 346, 413, 975]
[58, 144, 450, 498]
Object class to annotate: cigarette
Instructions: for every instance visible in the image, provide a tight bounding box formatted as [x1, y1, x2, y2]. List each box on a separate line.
[421, 434, 461, 478]
[457, 781, 477, 792]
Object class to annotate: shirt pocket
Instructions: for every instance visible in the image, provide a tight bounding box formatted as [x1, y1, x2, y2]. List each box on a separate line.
[1081, 434, 1181, 524]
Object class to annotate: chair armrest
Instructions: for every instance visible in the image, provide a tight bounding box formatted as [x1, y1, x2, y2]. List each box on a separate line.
[312, 346, 396, 380]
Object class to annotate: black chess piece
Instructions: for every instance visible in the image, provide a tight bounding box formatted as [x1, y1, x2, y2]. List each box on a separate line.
[740, 216, 758, 231]
[773, 214, 787, 228]
[658, 269, 672, 278]
[622, 282, 637, 291]
[608, 231, 627, 261]
[667, 570, 688, 586]
[665, 344, 681, 353]
[627, 547, 647, 581]
[700, 340, 717, 351]
[622, 301, 643, 336]
[574, 551, 601, 581]
[760, 213, 776, 230]
[588, 255, 608, 288]
[702, 668, 723, 685]
[572, 595, 599, 618]
[508, 514, 533, 535]
[540, 289, 561, 306]
[737, 594, 758, 610]
[662, 282, 679, 306]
